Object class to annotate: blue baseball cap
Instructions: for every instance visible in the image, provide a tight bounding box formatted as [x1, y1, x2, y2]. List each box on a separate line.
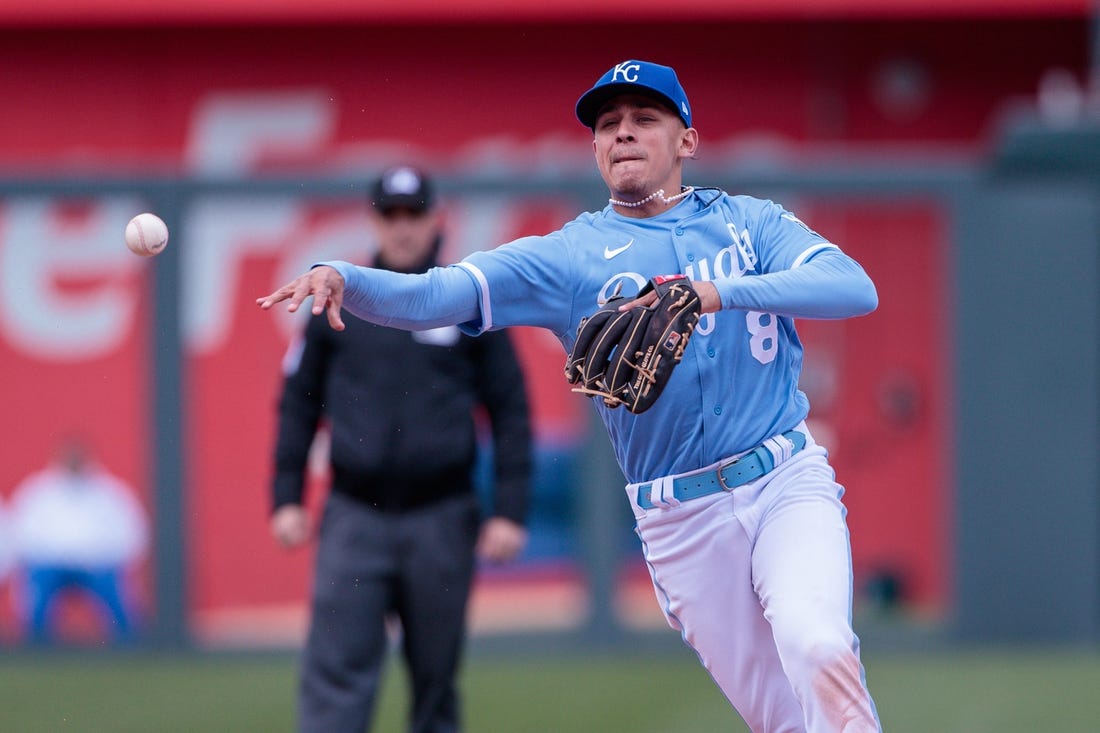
[576, 60, 692, 130]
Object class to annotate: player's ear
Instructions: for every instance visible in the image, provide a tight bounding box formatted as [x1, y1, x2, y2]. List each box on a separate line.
[678, 127, 699, 159]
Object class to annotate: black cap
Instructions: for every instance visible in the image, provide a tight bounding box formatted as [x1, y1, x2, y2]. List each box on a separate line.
[371, 166, 434, 213]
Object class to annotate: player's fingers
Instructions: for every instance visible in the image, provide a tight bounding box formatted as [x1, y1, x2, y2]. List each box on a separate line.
[326, 293, 346, 331]
[258, 275, 313, 314]
[255, 282, 297, 310]
[293, 274, 329, 315]
[302, 267, 345, 330]
[303, 267, 334, 314]
[617, 291, 657, 311]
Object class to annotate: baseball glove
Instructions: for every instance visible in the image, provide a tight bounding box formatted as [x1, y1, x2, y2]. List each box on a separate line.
[565, 274, 701, 414]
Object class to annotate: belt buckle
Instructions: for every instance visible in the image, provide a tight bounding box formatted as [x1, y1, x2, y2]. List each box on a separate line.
[716, 457, 741, 492]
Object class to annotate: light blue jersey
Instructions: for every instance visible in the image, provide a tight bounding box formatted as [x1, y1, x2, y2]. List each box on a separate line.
[331, 188, 875, 483]
[454, 188, 874, 483]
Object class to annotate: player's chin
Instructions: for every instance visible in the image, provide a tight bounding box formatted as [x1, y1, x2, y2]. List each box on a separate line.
[608, 170, 648, 197]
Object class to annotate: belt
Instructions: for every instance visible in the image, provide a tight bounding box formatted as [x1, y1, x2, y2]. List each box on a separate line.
[635, 430, 807, 510]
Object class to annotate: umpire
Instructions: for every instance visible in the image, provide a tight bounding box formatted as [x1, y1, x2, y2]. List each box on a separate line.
[269, 165, 533, 733]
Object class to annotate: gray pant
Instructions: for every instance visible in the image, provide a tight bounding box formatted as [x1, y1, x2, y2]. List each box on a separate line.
[298, 491, 480, 733]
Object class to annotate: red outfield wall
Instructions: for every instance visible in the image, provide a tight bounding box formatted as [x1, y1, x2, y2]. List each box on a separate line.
[0, 18, 1088, 643]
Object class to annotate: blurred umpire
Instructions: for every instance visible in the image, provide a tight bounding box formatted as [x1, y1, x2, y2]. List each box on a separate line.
[269, 165, 533, 733]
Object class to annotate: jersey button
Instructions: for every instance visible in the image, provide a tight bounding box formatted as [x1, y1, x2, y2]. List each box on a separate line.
[687, 253, 695, 262]
[675, 228, 684, 236]
[713, 405, 722, 415]
[707, 348, 715, 358]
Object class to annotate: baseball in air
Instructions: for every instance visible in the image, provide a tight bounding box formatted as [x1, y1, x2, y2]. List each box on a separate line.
[125, 213, 169, 257]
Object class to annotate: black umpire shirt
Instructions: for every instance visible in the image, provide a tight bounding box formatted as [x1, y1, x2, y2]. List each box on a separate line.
[271, 252, 533, 523]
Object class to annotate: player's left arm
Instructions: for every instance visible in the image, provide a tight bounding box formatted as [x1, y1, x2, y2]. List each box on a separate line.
[707, 201, 878, 319]
[710, 249, 878, 319]
[617, 248, 875, 318]
[617, 201, 876, 319]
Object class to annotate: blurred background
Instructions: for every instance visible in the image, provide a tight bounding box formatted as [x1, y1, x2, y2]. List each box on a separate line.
[0, 0, 1097, 731]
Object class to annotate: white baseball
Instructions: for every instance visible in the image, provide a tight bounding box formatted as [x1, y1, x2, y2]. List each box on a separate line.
[125, 213, 169, 257]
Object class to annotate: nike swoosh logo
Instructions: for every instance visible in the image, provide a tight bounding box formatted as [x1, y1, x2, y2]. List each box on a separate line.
[604, 238, 634, 259]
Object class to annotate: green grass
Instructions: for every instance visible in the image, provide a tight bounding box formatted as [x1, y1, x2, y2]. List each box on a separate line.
[0, 645, 1098, 732]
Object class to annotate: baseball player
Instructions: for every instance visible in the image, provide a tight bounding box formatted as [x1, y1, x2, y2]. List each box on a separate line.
[259, 60, 882, 732]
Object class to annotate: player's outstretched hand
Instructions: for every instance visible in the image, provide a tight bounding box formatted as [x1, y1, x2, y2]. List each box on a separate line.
[256, 265, 347, 331]
[616, 279, 721, 314]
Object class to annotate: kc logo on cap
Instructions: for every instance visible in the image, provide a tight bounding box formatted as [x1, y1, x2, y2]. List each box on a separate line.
[611, 61, 642, 83]
[575, 59, 692, 130]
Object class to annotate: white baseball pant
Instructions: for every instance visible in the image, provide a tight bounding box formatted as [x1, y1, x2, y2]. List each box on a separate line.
[626, 424, 881, 733]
